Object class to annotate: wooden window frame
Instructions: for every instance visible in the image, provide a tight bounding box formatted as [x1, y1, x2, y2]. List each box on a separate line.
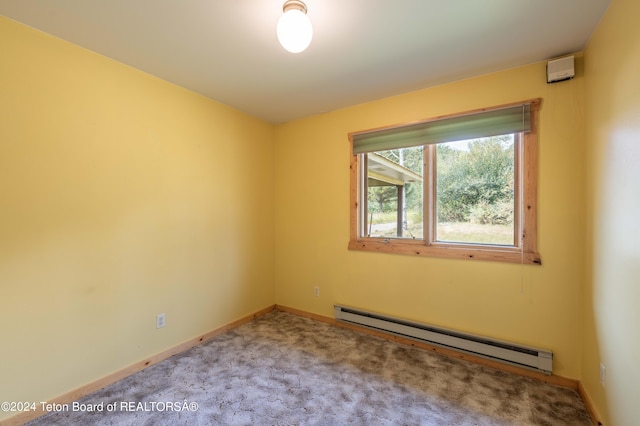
[348, 99, 541, 265]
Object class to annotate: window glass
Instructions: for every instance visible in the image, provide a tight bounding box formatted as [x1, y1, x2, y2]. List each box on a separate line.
[435, 135, 515, 246]
[366, 147, 423, 239]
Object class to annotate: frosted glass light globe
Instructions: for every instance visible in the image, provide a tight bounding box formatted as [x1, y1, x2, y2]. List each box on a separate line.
[277, 9, 313, 53]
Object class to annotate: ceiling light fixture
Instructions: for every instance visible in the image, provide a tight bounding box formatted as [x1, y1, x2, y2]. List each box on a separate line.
[277, 0, 313, 53]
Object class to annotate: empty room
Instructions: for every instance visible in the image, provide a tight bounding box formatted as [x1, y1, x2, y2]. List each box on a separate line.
[1, 0, 638, 425]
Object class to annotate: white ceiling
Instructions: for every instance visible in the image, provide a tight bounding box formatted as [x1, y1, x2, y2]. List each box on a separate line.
[0, 0, 610, 123]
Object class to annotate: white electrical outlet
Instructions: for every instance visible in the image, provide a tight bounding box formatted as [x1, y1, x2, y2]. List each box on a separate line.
[156, 313, 166, 329]
[600, 363, 606, 386]
[313, 286, 320, 297]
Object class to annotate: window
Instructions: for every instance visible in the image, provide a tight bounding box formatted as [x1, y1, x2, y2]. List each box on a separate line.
[348, 99, 541, 265]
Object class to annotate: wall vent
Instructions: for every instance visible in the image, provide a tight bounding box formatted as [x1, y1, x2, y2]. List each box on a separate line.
[334, 305, 553, 374]
[547, 55, 575, 83]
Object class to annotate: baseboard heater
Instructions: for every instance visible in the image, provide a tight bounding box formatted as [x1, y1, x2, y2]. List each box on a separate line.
[334, 305, 553, 374]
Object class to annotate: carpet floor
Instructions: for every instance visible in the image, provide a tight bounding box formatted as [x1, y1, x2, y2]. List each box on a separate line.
[27, 310, 592, 425]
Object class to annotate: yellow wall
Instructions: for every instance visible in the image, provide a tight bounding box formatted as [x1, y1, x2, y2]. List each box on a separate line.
[274, 60, 586, 378]
[5, 1, 640, 422]
[583, 0, 640, 423]
[0, 16, 274, 420]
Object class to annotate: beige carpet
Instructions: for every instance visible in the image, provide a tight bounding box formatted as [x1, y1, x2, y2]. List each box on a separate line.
[27, 310, 592, 425]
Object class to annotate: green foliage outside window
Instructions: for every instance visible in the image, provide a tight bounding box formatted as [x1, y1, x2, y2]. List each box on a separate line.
[436, 136, 514, 225]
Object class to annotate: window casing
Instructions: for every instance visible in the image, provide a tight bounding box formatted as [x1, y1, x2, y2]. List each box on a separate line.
[348, 99, 541, 265]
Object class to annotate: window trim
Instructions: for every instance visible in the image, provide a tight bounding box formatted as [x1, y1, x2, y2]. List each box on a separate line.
[348, 99, 541, 265]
